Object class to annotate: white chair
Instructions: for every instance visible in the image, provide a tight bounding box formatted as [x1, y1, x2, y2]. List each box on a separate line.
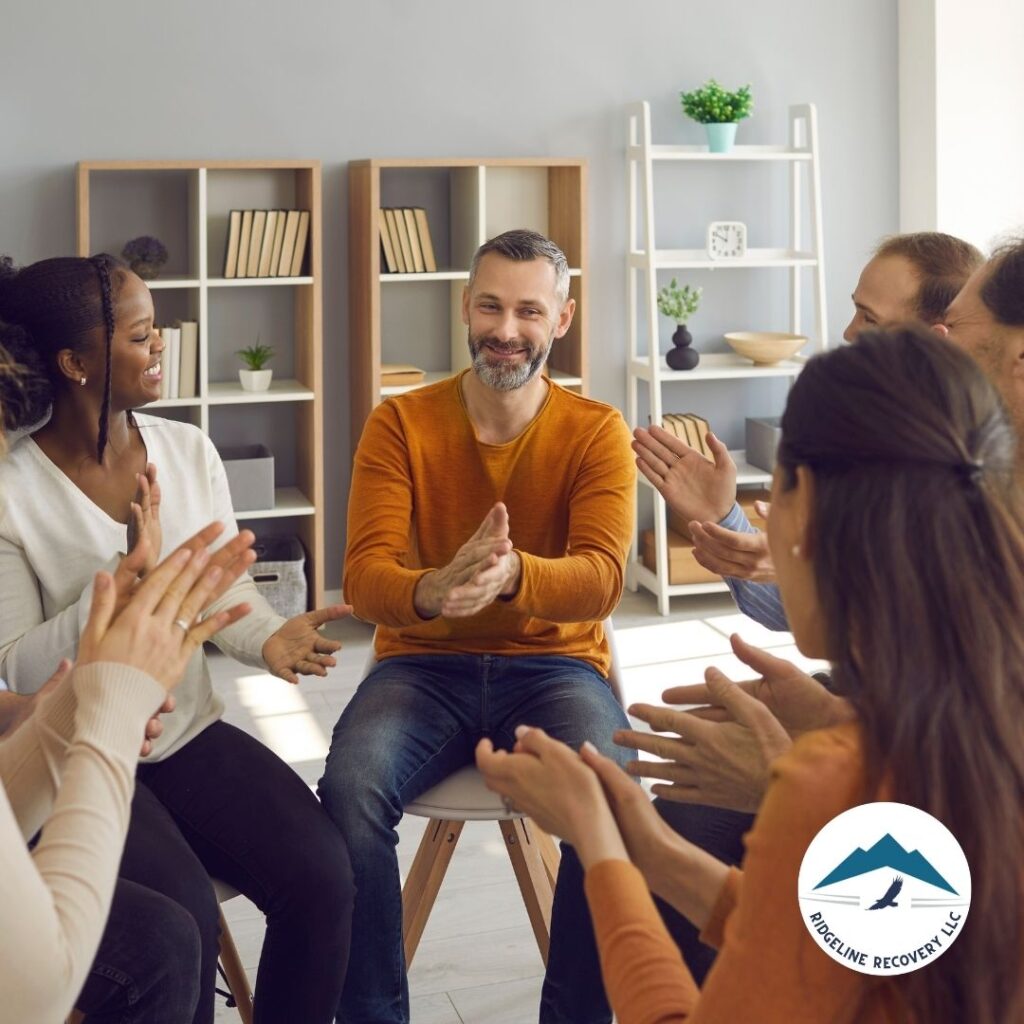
[388, 619, 625, 968]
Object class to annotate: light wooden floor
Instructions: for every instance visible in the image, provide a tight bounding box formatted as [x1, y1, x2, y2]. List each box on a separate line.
[211, 589, 825, 1022]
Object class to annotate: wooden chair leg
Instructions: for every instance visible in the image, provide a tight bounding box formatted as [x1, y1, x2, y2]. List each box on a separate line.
[532, 822, 562, 892]
[401, 817, 464, 967]
[218, 906, 254, 1024]
[500, 817, 556, 966]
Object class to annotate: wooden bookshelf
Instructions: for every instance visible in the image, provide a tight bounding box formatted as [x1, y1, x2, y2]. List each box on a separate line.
[76, 159, 325, 608]
[348, 157, 588, 449]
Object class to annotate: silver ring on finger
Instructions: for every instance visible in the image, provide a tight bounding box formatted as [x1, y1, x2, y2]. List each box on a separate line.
[173, 617, 191, 634]
[501, 795, 518, 815]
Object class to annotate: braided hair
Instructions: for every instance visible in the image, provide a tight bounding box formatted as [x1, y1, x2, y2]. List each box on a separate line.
[0, 253, 126, 463]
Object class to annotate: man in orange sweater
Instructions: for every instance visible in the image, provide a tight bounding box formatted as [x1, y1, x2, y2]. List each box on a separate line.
[319, 229, 635, 1024]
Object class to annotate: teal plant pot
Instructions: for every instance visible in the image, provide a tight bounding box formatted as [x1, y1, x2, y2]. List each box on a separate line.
[705, 123, 738, 153]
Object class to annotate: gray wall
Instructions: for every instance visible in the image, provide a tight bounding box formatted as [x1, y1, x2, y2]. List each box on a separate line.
[0, 0, 898, 591]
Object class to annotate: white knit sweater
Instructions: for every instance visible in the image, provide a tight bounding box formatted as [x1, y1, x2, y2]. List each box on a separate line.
[0, 414, 286, 759]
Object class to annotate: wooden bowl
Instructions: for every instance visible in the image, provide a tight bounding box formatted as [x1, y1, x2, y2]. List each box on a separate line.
[725, 331, 807, 366]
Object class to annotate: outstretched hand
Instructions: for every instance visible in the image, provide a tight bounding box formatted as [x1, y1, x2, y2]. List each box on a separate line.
[617, 666, 792, 813]
[262, 604, 352, 684]
[79, 522, 255, 692]
[663, 634, 852, 737]
[632, 425, 737, 524]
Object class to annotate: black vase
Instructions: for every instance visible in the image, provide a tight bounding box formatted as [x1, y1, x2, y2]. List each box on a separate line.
[666, 323, 699, 370]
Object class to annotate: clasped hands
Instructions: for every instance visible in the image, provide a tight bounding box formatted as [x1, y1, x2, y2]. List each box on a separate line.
[632, 423, 776, 582]
[414, 502, 521, 619]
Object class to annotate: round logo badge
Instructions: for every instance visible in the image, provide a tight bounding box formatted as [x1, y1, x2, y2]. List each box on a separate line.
[798, 801, 971, 976]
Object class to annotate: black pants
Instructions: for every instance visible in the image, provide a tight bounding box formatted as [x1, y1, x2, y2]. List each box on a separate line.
[76, 878, 202, 1023]
[653, 798, 754, 985]
[86, 719, 355, 1024]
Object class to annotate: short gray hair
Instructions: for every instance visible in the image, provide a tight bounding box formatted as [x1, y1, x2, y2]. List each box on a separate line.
[468, 229, 570, 304]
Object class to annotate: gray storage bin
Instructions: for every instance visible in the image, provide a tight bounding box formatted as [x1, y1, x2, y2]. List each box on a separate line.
[745, 416, 783, 473]
[219, 444, 275, 512]
[250, 535, 307, 619]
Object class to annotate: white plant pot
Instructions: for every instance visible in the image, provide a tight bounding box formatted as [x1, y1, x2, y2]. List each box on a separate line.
[239, 368, 273, 392]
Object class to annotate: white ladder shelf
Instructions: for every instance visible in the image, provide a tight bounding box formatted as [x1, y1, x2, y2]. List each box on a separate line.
[624, 100, 829, 615]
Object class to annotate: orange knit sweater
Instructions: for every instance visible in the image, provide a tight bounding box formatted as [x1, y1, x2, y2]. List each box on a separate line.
[344, 373, 635, 676]
[585, 725, 909, 1023]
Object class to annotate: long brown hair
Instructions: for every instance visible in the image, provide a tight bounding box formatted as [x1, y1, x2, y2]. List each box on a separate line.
[778, 325, 1024, 1021]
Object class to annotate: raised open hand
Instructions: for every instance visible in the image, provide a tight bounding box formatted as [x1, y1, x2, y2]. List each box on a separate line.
[261, 604, 352, 684]
[632, 424, 737, 523]
[126, 462, 162, 576]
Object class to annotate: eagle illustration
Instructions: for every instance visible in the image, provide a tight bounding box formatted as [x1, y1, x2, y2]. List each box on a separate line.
[867, 876, 903, 910]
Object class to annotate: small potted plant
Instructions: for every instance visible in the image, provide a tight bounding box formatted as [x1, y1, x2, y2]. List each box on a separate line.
[237, 339, 275, 392]
[680, 79, 753, 153]
[121, 236, 169, 280]
[657, 279, 702, 370]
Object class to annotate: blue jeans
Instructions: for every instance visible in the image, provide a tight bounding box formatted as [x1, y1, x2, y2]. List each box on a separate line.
[318, 653, 632, 1024]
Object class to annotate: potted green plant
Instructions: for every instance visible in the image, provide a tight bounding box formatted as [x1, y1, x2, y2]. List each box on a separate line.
[237, 339, 275, 392]
[121, 235, 169, 280]
[680, 80, 753, 153]
[657, 279, 702, 370]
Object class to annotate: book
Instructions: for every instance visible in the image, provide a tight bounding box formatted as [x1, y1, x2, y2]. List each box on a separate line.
[381, 363, 426, 386]
[247, 210, 267, 279]
[269, 209, 287, 277]
[157, 329, 170, 401]
[223, 210, 242, 278]
[236, 210, 254, 277]
[661, 414, 687, 441]
[289, 210, 311, 277]
[683, 413, 713, 460]
[177, 320, 199, 399]
[277, 210, 301, 277]
[383, 209, 407, 273]
[392, 207, 415, 273]
[159, 326, 180, 399]
[403, 208, 426, 272]
[379, 211, 398, 272]
[413, 208, 437, 272]
[256, 210, 279, 277]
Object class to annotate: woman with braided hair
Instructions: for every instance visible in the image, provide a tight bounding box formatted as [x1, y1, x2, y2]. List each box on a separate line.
[0, 255, 355, 1024]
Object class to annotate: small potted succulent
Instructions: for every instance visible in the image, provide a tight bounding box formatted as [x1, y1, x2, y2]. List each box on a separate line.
[237, 339, 275, 392]
[121, 236, 169, 280]
[657, 279, 702, 370]
[680, 80, 753, 153]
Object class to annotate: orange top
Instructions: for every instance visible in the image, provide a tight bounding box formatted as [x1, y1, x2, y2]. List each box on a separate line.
[585, 724, 910, 1023]
[344, 373, 635, 676]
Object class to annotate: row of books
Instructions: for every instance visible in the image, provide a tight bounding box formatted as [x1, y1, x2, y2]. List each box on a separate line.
[156, 321, 199, 400]
[223, 209, 310, 279]
[661, 413, 714, 462]
[379, 208, 437, 274]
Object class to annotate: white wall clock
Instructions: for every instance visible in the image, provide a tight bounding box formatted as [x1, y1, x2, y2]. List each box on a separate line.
[707, 221, 747, 260]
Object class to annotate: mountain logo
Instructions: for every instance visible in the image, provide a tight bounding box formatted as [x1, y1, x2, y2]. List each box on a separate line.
[797, 802, 971, 976]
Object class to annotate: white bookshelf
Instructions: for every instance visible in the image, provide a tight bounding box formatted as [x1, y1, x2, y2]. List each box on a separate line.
[624, 101, 828, 615]
[76, 160, 326, 606]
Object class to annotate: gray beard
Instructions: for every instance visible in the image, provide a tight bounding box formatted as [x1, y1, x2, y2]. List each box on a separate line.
[468, 335, 551, 392]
